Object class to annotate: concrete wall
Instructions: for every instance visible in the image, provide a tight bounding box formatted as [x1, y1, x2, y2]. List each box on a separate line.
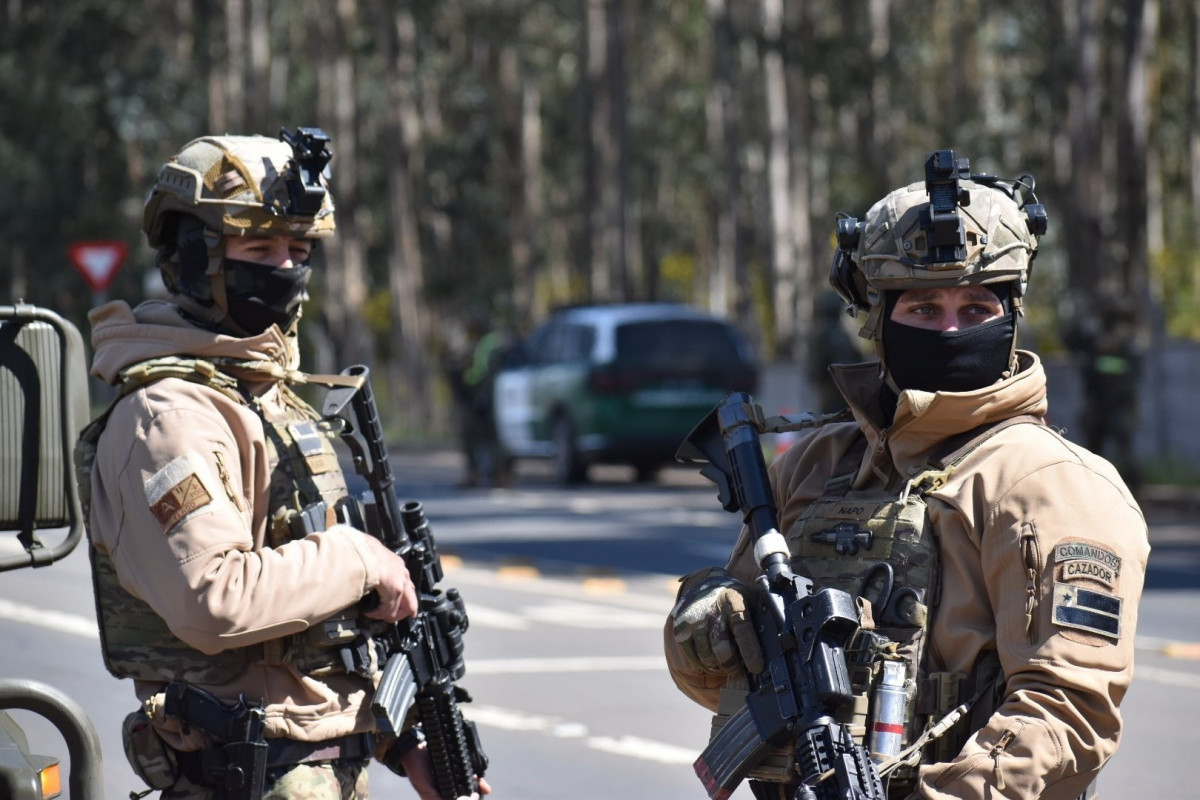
[758, 338, 1200, 471]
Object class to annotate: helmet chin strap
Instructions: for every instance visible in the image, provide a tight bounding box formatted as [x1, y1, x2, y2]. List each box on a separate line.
[201, 228, 255, 337]
[874, 340, 903, 395]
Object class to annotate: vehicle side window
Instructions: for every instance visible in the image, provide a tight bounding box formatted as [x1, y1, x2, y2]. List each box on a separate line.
[525, 324, 557, 365]
[615, 321, 746, 366]
[561, 324, 595, 363]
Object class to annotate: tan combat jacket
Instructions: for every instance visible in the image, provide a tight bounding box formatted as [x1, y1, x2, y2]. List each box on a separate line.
[665, 352, 1150, 800]
[88, 299, 385, 746]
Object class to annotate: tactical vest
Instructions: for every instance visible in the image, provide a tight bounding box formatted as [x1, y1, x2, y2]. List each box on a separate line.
[77, 357, 363, 685]
[718, 417, 1038, 796]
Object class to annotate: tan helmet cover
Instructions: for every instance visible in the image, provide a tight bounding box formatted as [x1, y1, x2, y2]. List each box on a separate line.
[853, 179, 1037, 340]
[143, 134, 336, 249]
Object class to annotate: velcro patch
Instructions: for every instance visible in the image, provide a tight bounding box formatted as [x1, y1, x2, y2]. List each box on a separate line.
[145, 453, 216, 532]
[1054, 541, 1121, 576]
[1052, 582, 1122, 641]
[289, 422, 326, 456]
[1060, 559, 1117, 589]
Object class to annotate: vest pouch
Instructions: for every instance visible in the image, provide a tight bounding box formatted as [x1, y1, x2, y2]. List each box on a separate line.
[122, 707, 180, 791]
[786, 489, 939, 785]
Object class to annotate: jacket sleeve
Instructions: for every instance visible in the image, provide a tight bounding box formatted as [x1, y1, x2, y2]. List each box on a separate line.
[95, 383, 381, 655]
[914, 447, 1149, 799]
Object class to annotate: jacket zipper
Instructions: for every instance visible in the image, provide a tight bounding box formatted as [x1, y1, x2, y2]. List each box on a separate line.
[1019, 525, 1041, 644]
[213, 450, 245, 512]
[990, 729, 1016, 790]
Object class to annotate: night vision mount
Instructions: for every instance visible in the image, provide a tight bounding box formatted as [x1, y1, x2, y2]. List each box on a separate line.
[922, 149, 972, 264]
[278, 126, 333, 217]
[833, 148, 1049, 264]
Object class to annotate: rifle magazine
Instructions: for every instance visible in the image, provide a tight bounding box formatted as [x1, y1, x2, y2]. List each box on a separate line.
[372, 655, 418, 737]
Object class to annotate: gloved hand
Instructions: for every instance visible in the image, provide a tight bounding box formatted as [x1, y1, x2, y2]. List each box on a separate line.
[670, 568, 765, 675]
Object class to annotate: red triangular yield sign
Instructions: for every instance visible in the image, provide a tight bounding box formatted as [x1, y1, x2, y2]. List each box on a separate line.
[68, 241, 129, 292]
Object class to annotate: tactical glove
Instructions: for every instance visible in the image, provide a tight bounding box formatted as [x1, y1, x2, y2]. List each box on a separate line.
[670, 568, 765, 675]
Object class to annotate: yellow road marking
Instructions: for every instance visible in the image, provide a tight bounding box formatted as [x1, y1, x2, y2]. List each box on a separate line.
[1163, 642, 1200, 659]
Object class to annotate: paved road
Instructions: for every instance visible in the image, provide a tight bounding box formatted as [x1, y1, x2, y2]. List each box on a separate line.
[0, 446, 1195, 799]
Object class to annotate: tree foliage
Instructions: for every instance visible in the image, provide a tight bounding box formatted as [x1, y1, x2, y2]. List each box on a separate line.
[0, 0, 1190, 434]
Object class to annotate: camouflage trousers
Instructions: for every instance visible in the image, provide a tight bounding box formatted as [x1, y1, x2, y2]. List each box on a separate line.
[162, 759, 370, 799]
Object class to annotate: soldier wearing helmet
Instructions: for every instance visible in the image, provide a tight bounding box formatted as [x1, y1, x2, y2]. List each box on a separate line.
[82, 130, 487, 799]
[665, 151, 1148, 799]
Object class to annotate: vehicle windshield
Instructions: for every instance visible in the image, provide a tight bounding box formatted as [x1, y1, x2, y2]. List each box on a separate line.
[614, 320, 745, 367]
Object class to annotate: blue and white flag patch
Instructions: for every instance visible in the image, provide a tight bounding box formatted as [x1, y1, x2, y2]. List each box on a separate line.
[1052, 582, 1122, 641]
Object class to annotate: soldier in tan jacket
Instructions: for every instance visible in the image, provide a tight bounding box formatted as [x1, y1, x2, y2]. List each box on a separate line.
[666, 152, 1149, 800]
[84, 131, 487, 799]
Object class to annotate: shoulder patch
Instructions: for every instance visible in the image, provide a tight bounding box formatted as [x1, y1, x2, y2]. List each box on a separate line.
[1052, 581, 1122, 641]
[1054, 541, 1122, 573]
[145, 453, 215, 532]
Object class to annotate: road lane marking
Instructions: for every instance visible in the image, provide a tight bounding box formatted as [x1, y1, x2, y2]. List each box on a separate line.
[1134, 665, 1200, 689]
[521, 601, 664, 629]
[465, 704, 697, 765]
[8, 594, 1196, 695]
[451, 564, 675, 611]
[0, 599, 98, 639]
[464, 605, 530, 630]
[587, 735, 697, 764]
[1163, 642, 1200, 659]
[469, 656, 664, 674]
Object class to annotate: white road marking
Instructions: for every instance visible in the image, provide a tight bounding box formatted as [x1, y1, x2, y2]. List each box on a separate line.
[464, 605, 530, 630]
[469, 656, 664, 674]
[587, 735, 697, 764]
[1134, 665, 1200, 690]
[465, 704, 696, 765]
[0, 599, 98, 639]
[521, 601, 665, 629]
[5, 597, 1197, 696]
[451, 564, 675, 611]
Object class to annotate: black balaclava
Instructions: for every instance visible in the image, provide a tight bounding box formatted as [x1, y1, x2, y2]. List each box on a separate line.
[881, 284, 1016, 394]
[223, 259, 312, 335]
[174, 214, 312, 335]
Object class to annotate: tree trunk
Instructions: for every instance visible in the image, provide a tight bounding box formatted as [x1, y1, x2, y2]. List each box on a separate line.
[1191, 0, 1200, 244]
[865, 0, 894, 197]
[1063, 0, 1106, 292]
[787, 0, 817, 382]
[317, 0, 372, 370]
[223, 0, 246, 132]
[246, 0, 271, 133]
[763, 0, 795, 358]
[611, 0, 632, 300]
[1118, 0, 1156, 298]
[706, 0, 739, 319]
[586, 0, 618, 301]
[1119, 0, 1164, 456]
[375, 0, 434, 430]
[513, 42, 545, 324]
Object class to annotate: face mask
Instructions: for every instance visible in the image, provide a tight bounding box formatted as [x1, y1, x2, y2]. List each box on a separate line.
[882, 312, 1015, 393]
[223, 259, 312, 335]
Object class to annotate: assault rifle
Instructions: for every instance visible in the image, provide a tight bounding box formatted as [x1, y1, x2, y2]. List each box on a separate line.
[323, 365, 488, 800]
[676, 392, 885, 800]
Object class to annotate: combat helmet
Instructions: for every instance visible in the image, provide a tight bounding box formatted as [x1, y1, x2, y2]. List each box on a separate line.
[829, 149, 1048, 369]
[143, 128, 336, 333]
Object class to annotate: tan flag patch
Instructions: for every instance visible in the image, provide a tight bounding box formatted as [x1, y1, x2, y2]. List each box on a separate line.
[149, 473, 213, 532]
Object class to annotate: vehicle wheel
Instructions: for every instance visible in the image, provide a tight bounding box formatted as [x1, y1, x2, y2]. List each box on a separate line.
[552, 416, 587, 485]
[633, 462, 660, 483]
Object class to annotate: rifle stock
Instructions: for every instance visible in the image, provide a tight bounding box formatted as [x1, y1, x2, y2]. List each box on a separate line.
[678, 392, 885, 800]
[323, 366, 488, 800]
